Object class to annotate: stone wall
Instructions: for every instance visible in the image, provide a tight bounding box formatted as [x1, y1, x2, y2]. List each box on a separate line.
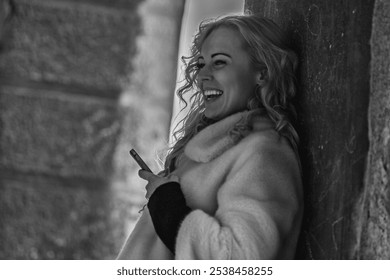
[0, 0, 185, 259]
[245, 0, 389, 259]
[356, 0, 390, 259]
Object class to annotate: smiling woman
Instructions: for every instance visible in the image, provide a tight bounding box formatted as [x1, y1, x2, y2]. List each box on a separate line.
[117, 14, 303, 260]
[196, 27, 260, 120]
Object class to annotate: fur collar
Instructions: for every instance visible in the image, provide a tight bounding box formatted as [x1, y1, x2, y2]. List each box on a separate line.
[184, 109, 272, 163]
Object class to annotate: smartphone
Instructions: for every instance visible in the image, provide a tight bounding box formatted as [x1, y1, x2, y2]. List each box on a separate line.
[129, 149, 153, 173]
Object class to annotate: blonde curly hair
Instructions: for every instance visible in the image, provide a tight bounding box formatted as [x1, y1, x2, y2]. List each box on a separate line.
[163, 14, 299, 174]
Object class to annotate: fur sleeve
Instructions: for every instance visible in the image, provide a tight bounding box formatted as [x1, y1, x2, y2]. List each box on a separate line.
[175, 137, 303, 259]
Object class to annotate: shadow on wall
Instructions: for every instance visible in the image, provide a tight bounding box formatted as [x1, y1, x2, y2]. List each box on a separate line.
[0, 0, 184, 259]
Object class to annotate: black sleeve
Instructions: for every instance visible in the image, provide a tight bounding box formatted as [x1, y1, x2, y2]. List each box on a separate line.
[147, 182, 192, 254]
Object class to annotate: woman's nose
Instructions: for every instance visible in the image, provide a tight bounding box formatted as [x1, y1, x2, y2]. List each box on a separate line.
[198, 65, 212, 81]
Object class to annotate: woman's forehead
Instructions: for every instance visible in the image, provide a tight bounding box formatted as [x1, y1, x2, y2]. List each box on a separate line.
[200, 27, 245, 57]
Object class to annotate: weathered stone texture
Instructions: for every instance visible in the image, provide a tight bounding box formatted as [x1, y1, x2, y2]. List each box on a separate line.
[0, 172, 141, 259]
[0, 85, 121, 179]
[356, 0, 390, 259]
[245, 0, 373, 259]
[43, 0, 141, 10]
[0, 0, 141, 94]
[0, 0, 185, 259]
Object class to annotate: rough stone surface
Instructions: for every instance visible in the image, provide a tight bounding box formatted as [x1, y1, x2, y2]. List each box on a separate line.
[0, 172, 141, 259]
[43, 0, 142, 10]
[355, 0, 390, 259]
[0, 86, 120, 179]
[0, 0, 142, 95]
[0, 0, 185, 259]
[245, 0, 373, 259]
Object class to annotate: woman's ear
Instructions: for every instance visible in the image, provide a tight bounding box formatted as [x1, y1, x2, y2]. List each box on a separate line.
[256, 68, 268, 86]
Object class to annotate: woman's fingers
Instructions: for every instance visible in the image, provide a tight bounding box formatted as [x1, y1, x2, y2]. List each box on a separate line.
[145, 181, 161, 199]
[139, 170, 180, 199]
[139, 170, 161, 199]
[145, 183, 152, 199]
[138, 169, 154, 181]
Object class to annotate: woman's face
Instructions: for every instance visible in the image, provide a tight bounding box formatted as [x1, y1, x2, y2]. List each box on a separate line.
[197, 27, 260, 121]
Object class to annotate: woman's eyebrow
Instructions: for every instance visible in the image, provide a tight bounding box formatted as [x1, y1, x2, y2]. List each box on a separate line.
[211, 52, 231, 58]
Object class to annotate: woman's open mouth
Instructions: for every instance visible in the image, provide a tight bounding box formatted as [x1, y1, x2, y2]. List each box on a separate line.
[204, 89, 223, 102]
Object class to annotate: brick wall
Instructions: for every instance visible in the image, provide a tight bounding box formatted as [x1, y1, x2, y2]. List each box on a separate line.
[0, 0, 185, 259]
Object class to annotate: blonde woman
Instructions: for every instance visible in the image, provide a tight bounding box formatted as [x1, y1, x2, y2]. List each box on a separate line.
[117, 14, 303, 260]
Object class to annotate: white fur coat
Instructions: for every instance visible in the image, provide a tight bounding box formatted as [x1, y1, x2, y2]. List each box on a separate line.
[117, 110, 303, 260]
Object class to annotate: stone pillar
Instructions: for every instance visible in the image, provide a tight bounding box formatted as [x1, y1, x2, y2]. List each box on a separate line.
[0, 0, 184, 259]
[244, 0, 389, 259]
[356, 0, 390, 259]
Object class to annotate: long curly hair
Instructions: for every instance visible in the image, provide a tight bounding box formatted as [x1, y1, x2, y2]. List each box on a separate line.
[162, 14, 299, 174]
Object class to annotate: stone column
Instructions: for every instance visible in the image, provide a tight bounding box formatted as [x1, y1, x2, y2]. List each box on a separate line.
[244, 0, 388, 259]
[0, 0, 184, 259]
[356, 0, 390, 259]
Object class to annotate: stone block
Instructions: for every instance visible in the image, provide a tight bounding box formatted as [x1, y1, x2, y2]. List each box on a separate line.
[0, 0, 142, 94]
[0, 85, 121, 179]
[43, 0, 142, 11]
[0, 172, 142, 259]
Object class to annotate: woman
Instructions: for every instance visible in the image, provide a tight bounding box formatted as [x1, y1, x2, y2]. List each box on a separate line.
[117, 14, 303, 260]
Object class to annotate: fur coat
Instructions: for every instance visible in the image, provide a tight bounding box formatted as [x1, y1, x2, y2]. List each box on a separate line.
[117, 110, 303, 260]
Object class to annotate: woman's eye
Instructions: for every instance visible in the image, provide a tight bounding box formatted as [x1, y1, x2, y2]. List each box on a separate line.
[214, 60, 226, 67]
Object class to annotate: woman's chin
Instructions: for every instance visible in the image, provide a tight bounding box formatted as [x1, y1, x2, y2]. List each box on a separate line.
[204, 111, 221, 121]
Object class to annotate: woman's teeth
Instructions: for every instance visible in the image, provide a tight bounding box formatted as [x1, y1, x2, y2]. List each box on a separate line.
[204, 90, 223, 101]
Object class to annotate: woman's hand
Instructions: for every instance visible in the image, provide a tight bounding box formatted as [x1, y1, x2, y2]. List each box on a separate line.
[138, 170, 179, 199]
